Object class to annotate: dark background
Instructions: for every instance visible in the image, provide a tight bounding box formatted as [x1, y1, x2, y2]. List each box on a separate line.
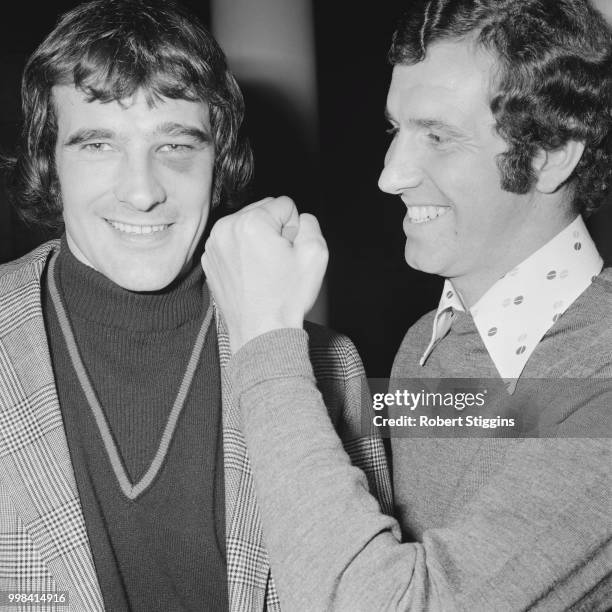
[1, 1, 610, 376]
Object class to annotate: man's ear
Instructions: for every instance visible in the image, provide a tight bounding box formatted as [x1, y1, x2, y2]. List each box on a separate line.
[533, 140, 586, 194]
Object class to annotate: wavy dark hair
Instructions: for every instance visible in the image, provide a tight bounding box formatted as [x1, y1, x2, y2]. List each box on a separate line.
[7, 0, 253, 229]
[389, 0, 612, 216]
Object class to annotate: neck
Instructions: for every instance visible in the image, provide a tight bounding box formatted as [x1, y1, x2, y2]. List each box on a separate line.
[451, 210, 578, 308]
[57, 236, 207, 332]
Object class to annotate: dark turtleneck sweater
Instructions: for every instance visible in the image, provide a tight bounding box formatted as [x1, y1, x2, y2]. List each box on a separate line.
[42, 239, 227, 612]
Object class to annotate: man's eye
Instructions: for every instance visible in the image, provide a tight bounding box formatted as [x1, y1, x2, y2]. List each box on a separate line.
[427, 132, 447, 145]
[159, 143, 194, 153]
[385, 126, 399, 138]
[82, 142, 112, 152]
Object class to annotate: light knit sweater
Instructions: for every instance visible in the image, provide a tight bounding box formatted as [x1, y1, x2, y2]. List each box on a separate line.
[228, 269, 612, 611]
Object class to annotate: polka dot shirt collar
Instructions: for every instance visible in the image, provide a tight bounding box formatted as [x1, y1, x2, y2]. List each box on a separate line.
[420, 216, 603, 384]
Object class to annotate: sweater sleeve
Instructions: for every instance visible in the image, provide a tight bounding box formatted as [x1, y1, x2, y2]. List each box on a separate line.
[228, 329, 612, 612]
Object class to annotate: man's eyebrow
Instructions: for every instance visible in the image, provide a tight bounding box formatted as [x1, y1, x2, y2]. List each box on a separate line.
[64, 128, 115, 146]
[64, 123, 212, 147]
[413, 118, 466, 138]
[384, 109, 397, 124]
[154, 122, 211, 143]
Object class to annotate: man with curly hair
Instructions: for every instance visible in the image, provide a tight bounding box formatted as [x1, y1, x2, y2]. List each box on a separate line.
[0, 1, 393, 610]
[204, 0, 612, 609]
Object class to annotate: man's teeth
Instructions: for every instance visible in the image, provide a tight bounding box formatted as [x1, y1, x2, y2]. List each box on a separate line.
[108, 220, 169, 234]
[406, 206, 449, 224]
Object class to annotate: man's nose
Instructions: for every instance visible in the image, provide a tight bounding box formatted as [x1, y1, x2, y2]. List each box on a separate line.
[378, 138, 424, 195]
[114, 152, 167, 211]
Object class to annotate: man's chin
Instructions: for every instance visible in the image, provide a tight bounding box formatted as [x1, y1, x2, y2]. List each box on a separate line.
[404, 248, 439, 275]
[105, 266, 190, 293]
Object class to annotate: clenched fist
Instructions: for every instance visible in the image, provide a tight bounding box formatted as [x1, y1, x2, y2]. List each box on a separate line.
[202, 196, 328, 353]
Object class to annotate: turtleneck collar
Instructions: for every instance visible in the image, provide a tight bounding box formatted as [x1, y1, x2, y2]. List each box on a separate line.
[56, 236, 208, 332]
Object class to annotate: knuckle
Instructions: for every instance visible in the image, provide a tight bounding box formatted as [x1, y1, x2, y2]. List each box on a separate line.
[212, 215, 232, 236]
[276, 195, 294, 206]
[302, 238, 328, 259]
[237, 209, 264, 235]
[302, 213, 323, 232]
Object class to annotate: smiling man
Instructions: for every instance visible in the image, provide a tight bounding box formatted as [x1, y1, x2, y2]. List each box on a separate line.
[55, 87, 215, 292]
[204, 0, 612, 610]
[0, 1, 392, 610]
[380, 41, 583, 306]
[55, 89, 214, 292]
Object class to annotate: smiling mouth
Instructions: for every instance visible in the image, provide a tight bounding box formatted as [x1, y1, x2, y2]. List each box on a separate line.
[106, 219, 172, 234]
[405, 206, 450, 224]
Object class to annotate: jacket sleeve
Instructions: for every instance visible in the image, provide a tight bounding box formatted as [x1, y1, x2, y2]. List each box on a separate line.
[228, 328, 612, 612]
[308, 327, 394, 520]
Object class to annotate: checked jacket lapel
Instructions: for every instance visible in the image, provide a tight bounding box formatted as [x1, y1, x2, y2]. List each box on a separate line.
[0, 241, 103, 611]
[216, 313, 279, 612]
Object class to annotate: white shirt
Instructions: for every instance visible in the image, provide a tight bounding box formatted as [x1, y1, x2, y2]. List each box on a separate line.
[420, 216, 604, 384]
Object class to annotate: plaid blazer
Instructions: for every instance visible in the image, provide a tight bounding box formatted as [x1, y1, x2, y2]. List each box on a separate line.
[0, 241, 393, 611]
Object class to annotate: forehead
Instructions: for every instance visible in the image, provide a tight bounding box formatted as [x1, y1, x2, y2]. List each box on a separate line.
[387, 40, 495, 130]
[52, 85, 210, 135]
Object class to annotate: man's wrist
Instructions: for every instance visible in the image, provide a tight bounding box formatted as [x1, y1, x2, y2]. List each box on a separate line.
[228, 327, 314, 394]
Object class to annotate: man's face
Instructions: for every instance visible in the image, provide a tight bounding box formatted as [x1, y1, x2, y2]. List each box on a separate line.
[54, 85, 214, 291]
[379, 41, 541, 301]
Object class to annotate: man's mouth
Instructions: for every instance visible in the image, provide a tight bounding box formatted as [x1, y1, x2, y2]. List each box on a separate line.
[405, 206, 450, 224]
[106, 220, 172, 234]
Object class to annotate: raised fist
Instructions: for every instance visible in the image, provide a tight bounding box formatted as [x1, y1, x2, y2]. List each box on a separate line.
[202, 196, 328, 353]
